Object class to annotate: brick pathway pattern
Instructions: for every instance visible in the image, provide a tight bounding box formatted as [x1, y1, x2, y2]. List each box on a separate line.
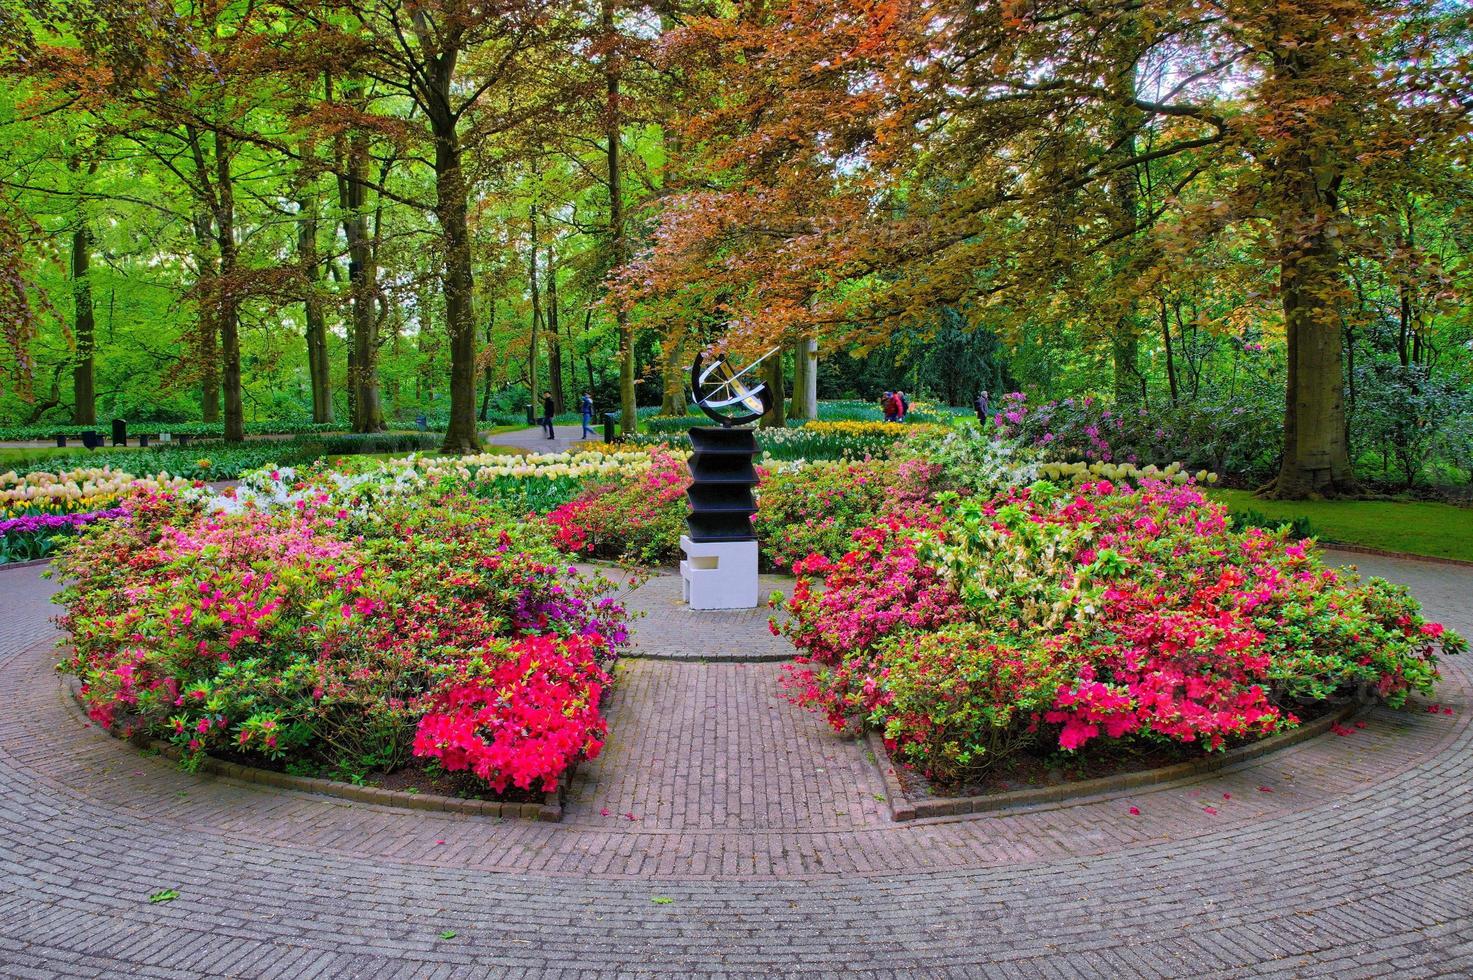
[0, 427, 1468, 977]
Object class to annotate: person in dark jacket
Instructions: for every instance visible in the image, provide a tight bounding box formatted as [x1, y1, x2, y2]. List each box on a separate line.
[542, 393, 556, 439]
[579, 392, 595, 438]
[974, 390, 990, 424]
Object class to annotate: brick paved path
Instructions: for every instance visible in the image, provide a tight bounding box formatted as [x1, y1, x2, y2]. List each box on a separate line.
[2, 551, 1471, 976]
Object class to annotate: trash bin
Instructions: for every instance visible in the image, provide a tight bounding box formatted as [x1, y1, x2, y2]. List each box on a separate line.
[81, 430, 102, 449]
[112, 419, 127, 447]
[525, 403, 536, 425]
[55, 434, 67, 448]
[603, 412, 619, 444]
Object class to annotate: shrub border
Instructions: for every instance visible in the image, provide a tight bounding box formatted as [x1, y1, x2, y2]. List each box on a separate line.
[867, 698, 1366, 822]
[61, 674, 567, 822]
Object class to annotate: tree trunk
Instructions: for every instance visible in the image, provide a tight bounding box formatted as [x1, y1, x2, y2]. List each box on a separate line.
[480, 301, 496, 422]
[547, 241, 564, 414]
[1266, 48, 1356, 499]
[297, 190, 333, 424]
[800, 337, 818, 420]
[659, 320, 687, 415]
[435, 135, 481, 455]
[70, 222, 96, 425]
[788, 339, 806, 420]
[212, 132, 244, 443]
[528, 206, 542, 404]
[191, 212, 220, 424]
[1159, 296, 1179, 406]
[759, 351, 786, 428]
[604, 0, 636, 435]
[1108, 23, 1144, 407]
[341, 126, 382, 432]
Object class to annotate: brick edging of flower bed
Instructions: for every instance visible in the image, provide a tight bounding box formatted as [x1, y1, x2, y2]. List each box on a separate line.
[0, 557, 58, 571]
[1323, 542, 1473, 569]
[867, 699, 1367, 822]
[60, 675, 566, 822]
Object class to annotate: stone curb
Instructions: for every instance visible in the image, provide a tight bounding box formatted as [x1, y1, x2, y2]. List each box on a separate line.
[0, 557, 56, 571]
[868, 699, 1367, 822]
[60, 675, 565, 822]
[625, 650, 796, 664]
[1324, 542, 1473, 569]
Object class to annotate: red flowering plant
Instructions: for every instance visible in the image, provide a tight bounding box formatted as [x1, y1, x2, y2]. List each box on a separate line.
[412, 633, 611, 793]
[54, 482, 630, 794]
[774, 509, 963, 731]
[776, 478, 1464, 787]
[546, 449, 690, 564]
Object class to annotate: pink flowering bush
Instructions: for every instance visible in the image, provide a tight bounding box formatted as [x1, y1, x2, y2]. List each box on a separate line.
[754, 457, 942, 572]
[547, 449, 690, 564]
[55, 484, 629, 794]
[778, 479, 1465, 786]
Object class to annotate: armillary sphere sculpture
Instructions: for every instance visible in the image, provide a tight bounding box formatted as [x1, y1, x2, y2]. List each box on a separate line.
[690, 347, 778, 427]
[679, 346, 779, 609]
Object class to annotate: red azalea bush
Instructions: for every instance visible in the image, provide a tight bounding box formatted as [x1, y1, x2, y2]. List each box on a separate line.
[412, 633, 611, 793]
[777, 479, 1465, 786]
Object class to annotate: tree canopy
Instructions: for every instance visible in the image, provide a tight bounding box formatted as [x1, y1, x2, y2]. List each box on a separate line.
[1, 0, 1470, 496]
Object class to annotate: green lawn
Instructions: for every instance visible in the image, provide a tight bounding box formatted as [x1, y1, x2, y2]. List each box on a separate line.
[1208, 488, 1473, 563]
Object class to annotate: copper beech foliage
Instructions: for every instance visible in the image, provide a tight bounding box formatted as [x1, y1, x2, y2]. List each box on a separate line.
[624, 0, 1472, 495]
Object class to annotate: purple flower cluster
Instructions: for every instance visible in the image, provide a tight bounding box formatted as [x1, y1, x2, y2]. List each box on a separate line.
[512, 583, 631, 648]
[0, 507, 128, 537]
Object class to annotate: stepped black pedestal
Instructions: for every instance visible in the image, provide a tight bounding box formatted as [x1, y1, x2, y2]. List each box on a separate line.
[680, 427, 760, 608]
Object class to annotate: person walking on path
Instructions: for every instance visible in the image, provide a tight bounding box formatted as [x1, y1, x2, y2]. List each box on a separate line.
[542, 393, 557, 439]
[974, 390, 990, 424]
[881, 391, 896, 423]
[579, 391, 595, 439]
[895, 390, 910, 422]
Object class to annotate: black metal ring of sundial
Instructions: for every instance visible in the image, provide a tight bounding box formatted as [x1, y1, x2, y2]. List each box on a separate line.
[690, 350, 773, 428]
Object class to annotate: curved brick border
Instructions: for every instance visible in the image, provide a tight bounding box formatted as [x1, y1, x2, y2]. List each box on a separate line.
[60, 675, 566, 822]
[1322, 541, 1473, 568]
[869, 700, 1366, 821]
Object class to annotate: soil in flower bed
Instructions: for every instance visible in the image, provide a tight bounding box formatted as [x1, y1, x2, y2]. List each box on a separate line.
[893, 700, 1343, 802]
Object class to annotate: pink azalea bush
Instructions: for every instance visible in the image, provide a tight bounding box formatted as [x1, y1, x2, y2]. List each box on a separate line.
[753, 457, 942, 572]
[777, 479, 1465, 786]
[547, 449, 690, 564]
[55, 481, 629, 794]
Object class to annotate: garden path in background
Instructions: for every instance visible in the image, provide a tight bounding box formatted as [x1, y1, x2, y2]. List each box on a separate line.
[2, 545, 1471, 974]
[488, 422, 602, 454]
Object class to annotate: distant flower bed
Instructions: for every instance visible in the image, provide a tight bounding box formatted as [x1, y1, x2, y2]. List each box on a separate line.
[55, 479, 630, 796]
[991, 391, 1280, 480]
[775, 479, 1465, 789]
[0, 467, 194, 564]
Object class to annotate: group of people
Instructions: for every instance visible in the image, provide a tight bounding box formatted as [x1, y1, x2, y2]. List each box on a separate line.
[880, 390, 910, 422]
[879, 389, 991, 424]
[540, 391, 598, 439]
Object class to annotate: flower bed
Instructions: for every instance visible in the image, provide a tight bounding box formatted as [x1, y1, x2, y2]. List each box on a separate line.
[990, 391, 1280, 480]
[0, 467, 194, 564]
[775, 479, 1464, 792]
[55, 478, 630, 798]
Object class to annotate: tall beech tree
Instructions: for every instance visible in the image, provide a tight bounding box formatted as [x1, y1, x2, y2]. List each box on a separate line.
[633, 0, 1472, 497]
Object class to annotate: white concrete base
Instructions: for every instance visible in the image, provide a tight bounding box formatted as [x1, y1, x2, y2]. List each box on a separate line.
[679, 535, 759, 610]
